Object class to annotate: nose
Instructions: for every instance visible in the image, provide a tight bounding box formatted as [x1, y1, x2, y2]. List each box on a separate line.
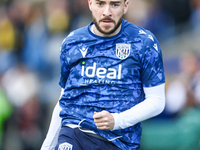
[103, 5, 112, 17]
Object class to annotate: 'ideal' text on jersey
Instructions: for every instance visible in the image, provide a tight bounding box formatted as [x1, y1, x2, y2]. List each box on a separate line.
[81, 62, 122, 85]
[81, 62, 122, 79]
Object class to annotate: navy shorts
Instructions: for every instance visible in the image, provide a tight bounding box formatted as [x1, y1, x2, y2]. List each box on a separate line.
[55, 126, 122, 150]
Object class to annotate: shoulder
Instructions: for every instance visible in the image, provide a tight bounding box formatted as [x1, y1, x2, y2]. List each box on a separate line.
[63, 26, 89, 44]
[123, 20, 157, 44]
[60, 24, 91, 53]
[124, 20, 161, 53]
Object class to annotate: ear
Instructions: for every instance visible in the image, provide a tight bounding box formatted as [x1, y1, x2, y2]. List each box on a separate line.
[123, 0, 129, 14]
[88, 0, 93, 11]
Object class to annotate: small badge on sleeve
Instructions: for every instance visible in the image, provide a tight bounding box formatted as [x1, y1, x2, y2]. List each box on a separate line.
[58, 142, 73, 150]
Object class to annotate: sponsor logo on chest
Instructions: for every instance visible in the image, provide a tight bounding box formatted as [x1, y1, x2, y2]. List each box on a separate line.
[81, 62, 122, 79]
[81, 62, 122, 85]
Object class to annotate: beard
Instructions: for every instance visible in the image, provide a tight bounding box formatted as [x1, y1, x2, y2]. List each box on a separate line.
[92, 15, 123, 35]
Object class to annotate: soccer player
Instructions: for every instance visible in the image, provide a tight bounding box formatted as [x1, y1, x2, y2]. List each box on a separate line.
[41, 0, 165, 149]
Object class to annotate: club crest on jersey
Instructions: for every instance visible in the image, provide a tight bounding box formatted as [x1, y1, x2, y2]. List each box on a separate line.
[116, 44, 130, 60]
[58, 142, 73, 150]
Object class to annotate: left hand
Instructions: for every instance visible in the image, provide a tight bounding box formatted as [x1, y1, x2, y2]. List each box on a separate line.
[93, 110, 115, 130]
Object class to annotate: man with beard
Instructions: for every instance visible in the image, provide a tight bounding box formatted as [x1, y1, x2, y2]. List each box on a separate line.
[41, 0, 165, 149]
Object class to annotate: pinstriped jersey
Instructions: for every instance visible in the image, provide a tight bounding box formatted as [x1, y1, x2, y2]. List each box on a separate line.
[59, 19, 165, 150]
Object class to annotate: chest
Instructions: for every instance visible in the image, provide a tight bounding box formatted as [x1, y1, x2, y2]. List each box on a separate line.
[64, 42, 142, 86]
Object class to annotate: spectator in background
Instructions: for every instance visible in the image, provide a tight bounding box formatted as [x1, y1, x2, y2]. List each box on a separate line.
[136, 0, 192, 42]
[67, 0, 92, 31]
[0, 83, 12, 148]
[20, 1, 47, 73]
[142, 0, 175, 42]
[0, 63, 42, 150]
[166, 52, 200, 116]
[141, 51, 200, 150]
[0, 1, 66, 149]
[190, 0, 200, 30]
[0, 6, 18, 73]
[37, 0, 69, 108]
[159, 0, 192, 34]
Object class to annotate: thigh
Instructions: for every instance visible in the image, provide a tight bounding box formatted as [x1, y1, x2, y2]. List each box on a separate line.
[55, 126, 121, 150]
[55, 126, 83, 150]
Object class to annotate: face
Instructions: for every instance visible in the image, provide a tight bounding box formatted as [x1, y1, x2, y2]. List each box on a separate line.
[88, 0, 129, 37]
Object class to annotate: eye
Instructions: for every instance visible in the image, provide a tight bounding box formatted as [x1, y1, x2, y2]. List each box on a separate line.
[97, 2, 103, 6]
[111, 2, 120, 7]
[113, 3, 119, 7]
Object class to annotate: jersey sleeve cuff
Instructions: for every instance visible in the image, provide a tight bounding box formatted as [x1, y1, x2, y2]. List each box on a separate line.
[111, 113, 121, 130]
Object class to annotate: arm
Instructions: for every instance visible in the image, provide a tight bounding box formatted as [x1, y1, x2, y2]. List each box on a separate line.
[93, 83, 165, 130]
[112, 83, 165, 130]
[41, 89, 64, 150]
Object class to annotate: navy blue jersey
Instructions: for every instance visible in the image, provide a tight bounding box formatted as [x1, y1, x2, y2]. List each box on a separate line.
[59, 19, 165, 150]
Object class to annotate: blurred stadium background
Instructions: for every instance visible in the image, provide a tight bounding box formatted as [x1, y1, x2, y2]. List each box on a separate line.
[0, 0, 200, 149]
